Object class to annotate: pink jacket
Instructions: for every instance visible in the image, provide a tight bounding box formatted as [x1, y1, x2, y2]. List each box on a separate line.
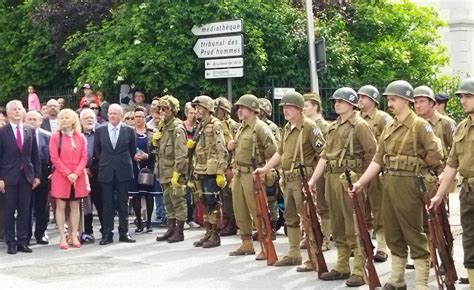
[49, 131, 88, 199]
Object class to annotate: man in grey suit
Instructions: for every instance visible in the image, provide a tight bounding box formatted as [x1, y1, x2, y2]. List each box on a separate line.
[0, 100, 41, 254]
[94, 104, 137, 245]
[25, 110, 51, 245]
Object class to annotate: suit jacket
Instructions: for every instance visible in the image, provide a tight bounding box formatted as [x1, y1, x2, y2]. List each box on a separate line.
[0, 123, 41, 185]
[93, 123, 136, 183]
[37, 128, 51, 181]
[40, 118, 51, 132]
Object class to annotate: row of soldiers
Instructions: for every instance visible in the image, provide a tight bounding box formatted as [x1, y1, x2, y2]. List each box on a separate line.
[148, 77, 474, 289]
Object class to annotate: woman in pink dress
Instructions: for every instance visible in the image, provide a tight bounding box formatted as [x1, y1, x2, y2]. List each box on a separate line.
[49, 109, 88, 249]
[27, 85, 41, 111]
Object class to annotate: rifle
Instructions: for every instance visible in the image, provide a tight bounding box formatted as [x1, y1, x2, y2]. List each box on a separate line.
[297, 164, 328, 278]
[344, 168, 381, 290]
[416, 175, 457, 290]
[186, 122, 202, 187]
[252, 159, 278, 265]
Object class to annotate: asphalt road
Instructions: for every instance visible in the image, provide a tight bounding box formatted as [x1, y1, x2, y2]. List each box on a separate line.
[0, 191, 469, 289]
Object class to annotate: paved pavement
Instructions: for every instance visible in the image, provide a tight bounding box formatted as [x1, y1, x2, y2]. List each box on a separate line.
[0, 191, 470, 289]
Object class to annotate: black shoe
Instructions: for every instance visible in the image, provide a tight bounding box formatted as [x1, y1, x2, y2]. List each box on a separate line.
[119, 233, 136, 243]
[17, 245, 32, 253]
[36, 236, 49, 245]
[99, 234, 113, 246]
[7, 245, 17, 255]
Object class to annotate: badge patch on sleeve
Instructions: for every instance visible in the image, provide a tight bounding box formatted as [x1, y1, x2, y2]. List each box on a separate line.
[264, 127, 270, 135]
[450, 122, 456, 133]
[424, 124, 433, 133]
[315, 141, 323, 148]
[215, 130, 221, 135]
[312, 128, 320, 135]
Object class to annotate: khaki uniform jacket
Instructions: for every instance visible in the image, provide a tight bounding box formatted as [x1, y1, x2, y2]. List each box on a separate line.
[321, 111, 377, 171]
[233, 117, 276, 169]
[362, 107, 392, 140]
[429, 110, 456, 161]
[194, 115, 228, 175]
[447, 116, 474, 178]
[263, 119, 281, 145]
[156, 117, 188, 183]
[373, 110, 443, 172]
[278, 115, 325, 171]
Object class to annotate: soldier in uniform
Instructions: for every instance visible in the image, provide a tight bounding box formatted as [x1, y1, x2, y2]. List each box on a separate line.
[257, 98, 281, 239]
[188, 95, 228, 248]
[302, 92, 331, 254]
[214, 97, 239, 236]
[350, 80, 443, 290]
[153, 95, 188, 243]
[307, 88, 377, 286]
[430, 77, 474, 289]
[357, 85, 393, 262]
[254, 91, 325, 268]
[227, 94, 276, 258]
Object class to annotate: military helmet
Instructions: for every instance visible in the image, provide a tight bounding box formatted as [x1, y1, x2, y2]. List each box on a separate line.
[357, 85, 380, 104]
[258, 98, 272, 116]
[214, 97, 232, 113]
[413, 85, 436, 102]
[303, 92, 322, 105]
[191, 95, 214, 113]
[455, 77, 474, 96]
[279, 91, 304, 109]
[383, 80, 414, 102]
[329, 87, 358, 107]
[235, 94, 260, 113]
[158, 95, 180, 113]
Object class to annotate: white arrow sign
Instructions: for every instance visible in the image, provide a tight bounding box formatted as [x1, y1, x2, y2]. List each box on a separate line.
[205, 68, 244, 79]
[192, 19, 243, 36]
[193, 35, 243, 59]
[205, 58, 243, 69]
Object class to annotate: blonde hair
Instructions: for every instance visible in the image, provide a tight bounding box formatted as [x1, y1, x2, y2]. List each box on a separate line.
[57, 109, 81, 133]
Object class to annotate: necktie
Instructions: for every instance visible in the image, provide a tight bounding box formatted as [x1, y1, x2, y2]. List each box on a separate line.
[112, 127, 118, 149]
[16, 125, 22, 152]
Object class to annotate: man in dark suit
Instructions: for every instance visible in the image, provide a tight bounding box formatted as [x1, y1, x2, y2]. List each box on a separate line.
[0, 100, 41, 254]
[25, 110, 51, 245]
[94, 103, 137, 245]
[40, 99, 60, 133]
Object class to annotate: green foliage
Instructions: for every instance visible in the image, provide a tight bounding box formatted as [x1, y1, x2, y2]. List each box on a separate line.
[347, 0, 449, 85]
[0, 1, 70, 103]
[64, 1, 307, 102]
[431, 75, 465, 123]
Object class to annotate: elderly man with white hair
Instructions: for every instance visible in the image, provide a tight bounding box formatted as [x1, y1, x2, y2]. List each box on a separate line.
[93, 104, 138, 245]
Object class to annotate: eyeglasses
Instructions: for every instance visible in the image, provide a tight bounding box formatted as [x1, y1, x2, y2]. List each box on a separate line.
[90, 107, 99, 110]
[125, 117, 134, 121]
[134, 115, 145, 118]
[159, 107, 169, 112]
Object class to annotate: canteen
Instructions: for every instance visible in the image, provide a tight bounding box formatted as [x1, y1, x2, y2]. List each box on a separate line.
[137, 167, 154, 186]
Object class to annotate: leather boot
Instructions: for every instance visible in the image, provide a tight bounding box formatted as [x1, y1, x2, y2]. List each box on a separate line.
[414, 258, 430, 290]
[145, 221, 153, 233]
[274, 226, 302, 267]
[320, 218, 331, 251]
[229, 235, 255, 256]
[385, 255, 407, 289]
[193, 222, 211, 247]
[156, 218, 176, 241]
[374, 229, 388, 262]
[202, 224, 221, 248]
[220, 217, 237, 236]
[167, 220, 185, 243]
[219, 216, 229, 231]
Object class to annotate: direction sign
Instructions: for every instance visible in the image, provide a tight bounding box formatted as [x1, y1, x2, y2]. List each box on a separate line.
[192, 19, 243, 36]
[205, 57, 243, 69]
[273, 88, 296, 100]
[205, 68, 244, 79]
[193, 35, 243, 59]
